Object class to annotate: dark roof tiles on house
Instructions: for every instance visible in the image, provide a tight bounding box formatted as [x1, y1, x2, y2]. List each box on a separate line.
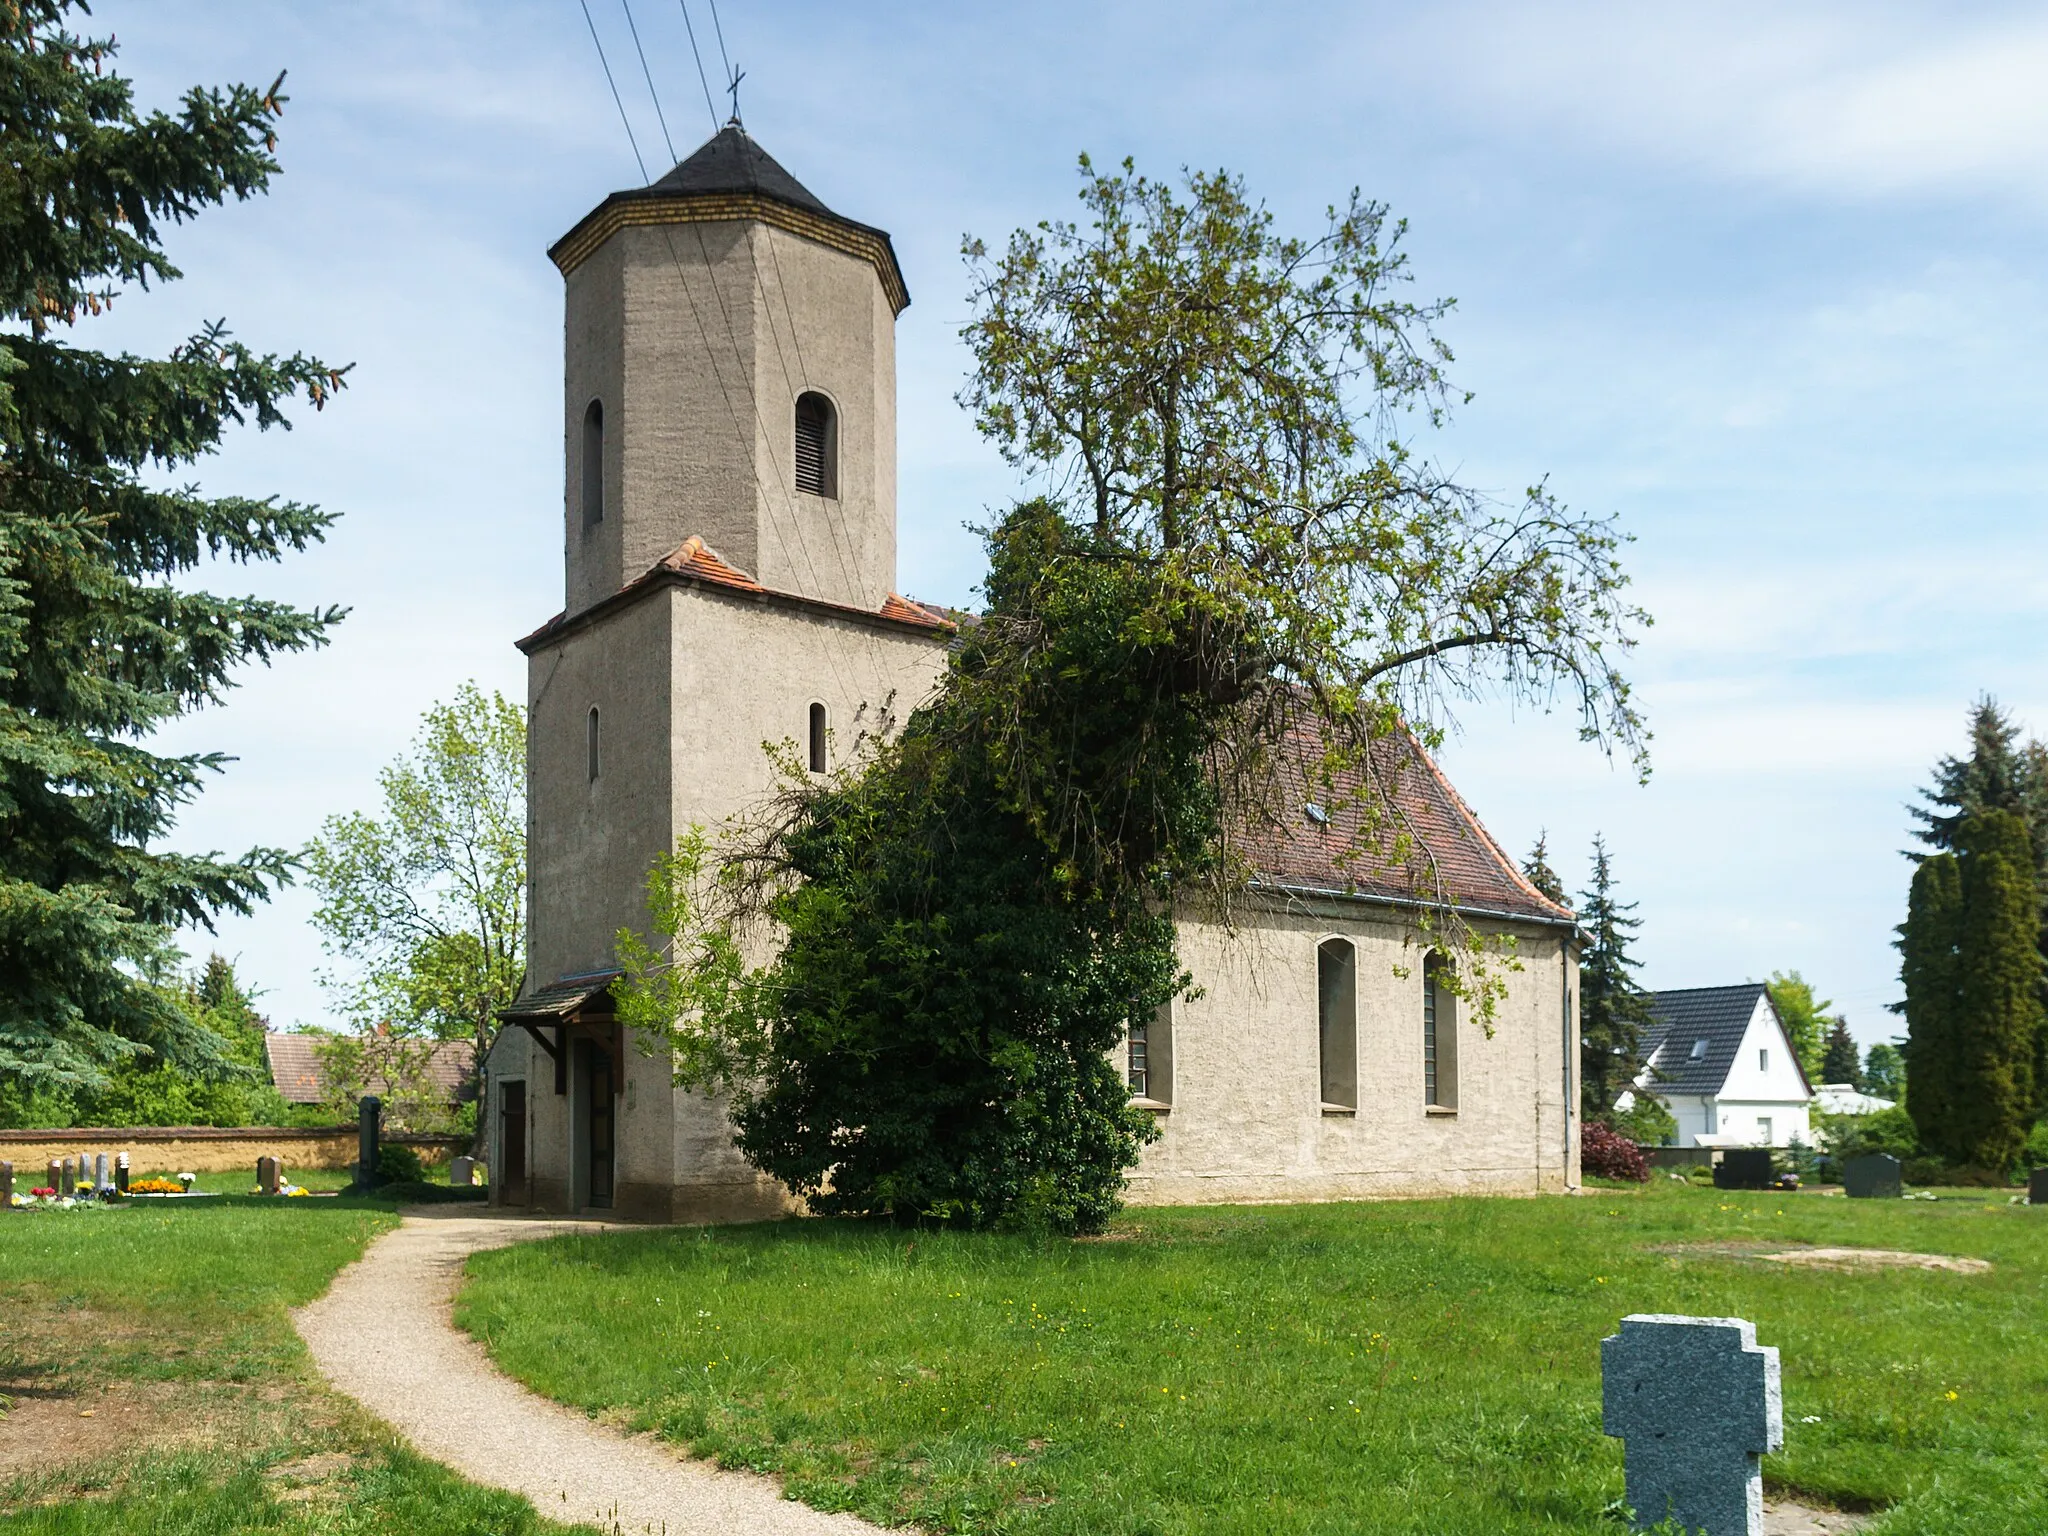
[1641, 984, 1769, 1096]
[1244, 717, 1575, 925]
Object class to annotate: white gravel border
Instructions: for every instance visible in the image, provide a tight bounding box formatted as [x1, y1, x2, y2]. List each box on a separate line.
[293, 1209, 887, 1535]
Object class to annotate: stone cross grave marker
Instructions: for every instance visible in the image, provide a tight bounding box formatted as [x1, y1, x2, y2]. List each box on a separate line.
[257, 1155, 280, 1196]
[1843, 1153, 1901, 1199]
[1603, 1314, 1782, 1536]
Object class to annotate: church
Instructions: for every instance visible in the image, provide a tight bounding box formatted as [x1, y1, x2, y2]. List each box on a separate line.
[484, 125, 1583, 1222]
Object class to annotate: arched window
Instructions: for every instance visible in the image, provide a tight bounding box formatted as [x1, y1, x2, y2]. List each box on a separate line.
[586, 706, 601, 783]
[581, 399, 605, 528]
[1423, 952, 1458, 1110]
[1318, 938, 1357, 1110]
[807, 701, 827, 774]
[794, 392, 837, 498]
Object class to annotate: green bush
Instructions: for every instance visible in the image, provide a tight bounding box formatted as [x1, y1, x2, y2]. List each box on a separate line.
[376, 1143, 425, 1183]
[1607, 1094, 1678, 1146]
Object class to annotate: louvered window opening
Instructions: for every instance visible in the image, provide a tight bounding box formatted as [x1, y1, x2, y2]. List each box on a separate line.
[795, 394, 834, 497]
[1127, 1019, 1149, 1098]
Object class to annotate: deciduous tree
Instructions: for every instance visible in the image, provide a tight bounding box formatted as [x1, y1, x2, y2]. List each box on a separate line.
[1863, 1041, 1906, 1102]
[1765, 972, 1830, 1085]
[0, 3, 345, 1089]
[304, 685, 524, 1084]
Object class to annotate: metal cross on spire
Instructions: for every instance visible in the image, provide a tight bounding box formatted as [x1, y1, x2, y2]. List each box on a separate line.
[725, 66, 745, 127]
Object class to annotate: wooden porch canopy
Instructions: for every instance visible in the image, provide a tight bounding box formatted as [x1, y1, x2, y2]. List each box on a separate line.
[496, 972, 620, 1095]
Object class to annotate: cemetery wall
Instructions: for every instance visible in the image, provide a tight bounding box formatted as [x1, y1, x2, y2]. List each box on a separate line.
[0, 1126, 468, 1174]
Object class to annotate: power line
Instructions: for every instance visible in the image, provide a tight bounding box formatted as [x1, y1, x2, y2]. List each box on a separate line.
[577, 0, 647, 180]
[675, 0, 722, 131]
[617, 0, 676, 163]
[706, 0, 735, 90]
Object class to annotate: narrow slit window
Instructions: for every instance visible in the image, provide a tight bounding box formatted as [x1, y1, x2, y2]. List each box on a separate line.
[1423, 952, 1458, 1109]
[1127, 1017, 1149, 1099]
[795, 392, 837, 498]
[1759, 1048, 1769, 1073]
[581, 399, 604, 528]
[1318, 938, 1357, 1110]
[807, 702, 827, 774]
[586, 706, 601, 783]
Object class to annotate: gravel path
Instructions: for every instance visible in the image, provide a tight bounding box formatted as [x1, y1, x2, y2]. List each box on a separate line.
[293, 1209, 885, 1536]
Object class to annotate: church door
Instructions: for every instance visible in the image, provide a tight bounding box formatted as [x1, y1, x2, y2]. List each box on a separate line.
[575, 1038, 615, 1210]
[498, 1079, 527, 1204]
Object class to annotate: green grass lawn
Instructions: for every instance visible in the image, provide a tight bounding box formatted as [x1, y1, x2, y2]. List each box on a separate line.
[458, 1182, 2048, 1535]
[0, 1195, 588, 1534]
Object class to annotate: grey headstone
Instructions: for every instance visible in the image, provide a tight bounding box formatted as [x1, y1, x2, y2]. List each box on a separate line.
[1843, 1153, 1902, 1199]
[93, 1152, 109, 1193]
[76, 1153, 91, 1191]
[47, 1160, 63, 1197]
[449, 1156, 476, 1187]
[1, 1160, 13, 1208]
[1602, 1314, 1783, 1536]
[2031, 1167, 2048, 1205]
[257, 1155, 280, 1196]
[58, 1159, 74, 1198]
[1714, 1149, 1775, 1190]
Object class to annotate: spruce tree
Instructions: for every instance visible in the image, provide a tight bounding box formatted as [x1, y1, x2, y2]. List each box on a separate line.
[1900, 852, 1962, 1158]
[1820, 1017, 1861, 1087]
[1577, 836, 1655, 1123]
[0, 5, 344, 1089]
[1952, 810, 2042, 1170]
[1521, 833, 1567, 907]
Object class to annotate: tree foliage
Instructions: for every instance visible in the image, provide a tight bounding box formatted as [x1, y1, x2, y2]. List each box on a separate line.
[1577, 836, 1654, 1122]
[1764, 971, 1830, 1086]
[1520, 833, 1567, 907]
[0, 3, 345, 1087]
[1820, 1016, 1862, 1088]
[304, 685, 524, 1079]
[1901, 852, 1963, 1158]
[1863, 1040, 1906, 1103]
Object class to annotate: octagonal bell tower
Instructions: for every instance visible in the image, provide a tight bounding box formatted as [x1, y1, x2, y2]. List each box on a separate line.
[547, 123, 910, 617]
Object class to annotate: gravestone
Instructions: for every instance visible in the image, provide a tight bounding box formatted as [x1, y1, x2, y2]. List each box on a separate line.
[1603, 1314, 1782, 1536]
[358, 1095, 382, 1191]
[58, 1159, 73, 1198]
[93, 1152, 109, 1194]
[1714, 1149, 1775, 1190]
[1, 1160, 12, 1208]
[449, 1156, 476, 1188]
[1843, 1153, 1902, 1199]
[115, 1152, 129, 1195]
[257, 1155, 280, 1196]
[47, 1159, 63, 1196]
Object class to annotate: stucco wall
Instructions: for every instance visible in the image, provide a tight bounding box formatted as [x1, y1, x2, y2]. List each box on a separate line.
[1127, 900, 1579, 1203]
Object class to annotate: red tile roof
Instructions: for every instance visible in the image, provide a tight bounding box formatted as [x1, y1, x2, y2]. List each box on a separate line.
[263, 1033, 475, 1106]
[1243, 716, 1573, 925]
[879, 591, 956, 630]
[656, 535, 765, 592]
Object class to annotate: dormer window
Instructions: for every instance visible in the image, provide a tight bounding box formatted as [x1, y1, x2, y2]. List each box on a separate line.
[795, 392, 837, 498]
[1689, 1038, 1708, 1061]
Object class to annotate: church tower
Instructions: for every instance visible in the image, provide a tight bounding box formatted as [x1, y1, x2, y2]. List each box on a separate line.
[495, 126, 951, 1221]
[549, 125, 910, 615]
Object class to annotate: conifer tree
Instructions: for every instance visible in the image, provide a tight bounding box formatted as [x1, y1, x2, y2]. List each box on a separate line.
[1900, 852, 1962, 1157]
[1952, 810, 2042, 1170]
[1863, 1041, 1906, 1102]
[1577, 836, 1654, 1122]
[1820, 1017, 1861, 1087]
[0, 4, 344, 1088]
[1521, 833, 1567, 907]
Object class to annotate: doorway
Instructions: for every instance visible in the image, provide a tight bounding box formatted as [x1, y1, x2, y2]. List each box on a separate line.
[573, 1038, 615, 1210]
[497, 1079, 527, 1204]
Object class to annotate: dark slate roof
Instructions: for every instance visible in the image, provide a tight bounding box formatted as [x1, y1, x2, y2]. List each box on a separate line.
[1243, 714, 1575, 926]
[1640, 984, 1769, 1095]
[649, 124, 831, 214]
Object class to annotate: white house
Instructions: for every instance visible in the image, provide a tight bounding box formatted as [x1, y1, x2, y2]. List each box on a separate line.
[1630, 984, 1813, 1148]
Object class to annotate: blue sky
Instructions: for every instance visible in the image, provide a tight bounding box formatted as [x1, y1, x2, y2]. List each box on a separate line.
[80, 1, 2048, 1043]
